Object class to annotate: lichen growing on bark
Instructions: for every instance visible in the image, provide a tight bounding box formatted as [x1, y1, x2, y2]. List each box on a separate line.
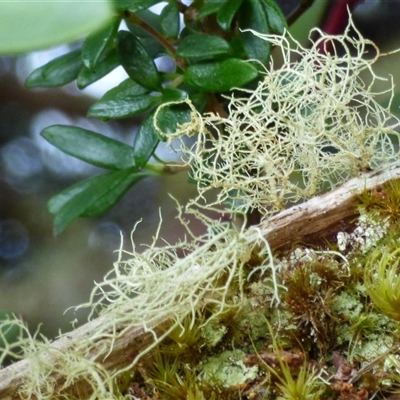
[2, 17, 400, 400]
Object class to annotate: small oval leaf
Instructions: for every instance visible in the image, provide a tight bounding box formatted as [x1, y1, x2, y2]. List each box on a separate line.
[81, 17, 120, 69]
[162, 87, 188, 103]
[77, 48, 120, 89]
[133, 110, 160, 168]
[126, 9, 162, 39]
[41, 125, 137, 170]
[114, 0, 162, 12]
[155, 103, 192, 136]
[216, 0, 244, 31]
[88, 94, 159, 119]
[184, 58, 258, 92]
[238, 0, 271, 65]
[177, 34, 231, 59]
[197, 0, 227, 19]
[117, 30, 162, 90]
[160, 2, 179, 39]
[25, 50, 83, 88]
[261, 0, 287, 34]
[51, 169, 150, 234]
[101, 78, 149, 101]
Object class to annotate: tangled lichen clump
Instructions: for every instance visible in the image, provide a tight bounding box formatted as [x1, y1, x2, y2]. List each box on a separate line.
[158, 20, 400, 217]
[83, 215, 280, 363]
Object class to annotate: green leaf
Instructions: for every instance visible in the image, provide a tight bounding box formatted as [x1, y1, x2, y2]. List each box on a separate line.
[114, 0, 162, 12]
[139, 37, 166, 58]
[50, 169, 149, 234]
[155, 102, 192, 136]
[41, 125, 137, 170]
[77, 48, 120, 89]
[238, 0, 271, 65]
[0, 1, 113, 55]
[160, 2, 179, 39]
[126, 9, 162, 39]
[88, 94, 159, 119]
[101, 78, 149, 101]
[0, 313, 21, 349]
[162, 88, 188, 103]
[184, 58, 258, 92]
[198, 0, 227, 19]
[80, 172, 149, 217]
[177, 34, 231, 60]
[133, 110, 160, 168]
[216, 0, 244, 31]
[48, 176, 96, 215]
[189, 93, 207, 114]
[117, 30, 162, 90]
[25, 50, 83, 88]
[81, 17, 120, 69]
[261, 0, 287, 34]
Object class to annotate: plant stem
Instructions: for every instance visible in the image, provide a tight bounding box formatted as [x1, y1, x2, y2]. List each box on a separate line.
[145, 162, 190, 174]
[122, 11, 188, 71]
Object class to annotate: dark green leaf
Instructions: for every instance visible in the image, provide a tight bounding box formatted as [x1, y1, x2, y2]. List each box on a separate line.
[133, 110, 160, 167]
[88, 94, 159, 119]
[179, 26, 198, 40]
[261, 0, 287, 34]
[198, 0, 227, 19]
[238, 0, 270, 65]
[80, 171, 149, 217]
[216, 0, 244, 31]
[189, 93, 207, 114]
[77, 48, 120, 89]
[160, 2, 179, 39]
[184, 58, 258, 92]
[41, 125, 137, 170]
[155, 102, 192, 136]
[126, 9, 162, 39]
[0, 313, 21, 349]
[162, 87, 187, 103]
[117, 30, 162, 90]
[50, 169, 150, 234]
[113, 0, 162, 12]
[229, 36, 247, 59]
[177, 34, 231, 59]
[101, 78, 149, 102]
[48, 176, 96, 214]
[81, 17, 120, 69]
[25, 50, 82, 88]
[139, 37, 165, 58]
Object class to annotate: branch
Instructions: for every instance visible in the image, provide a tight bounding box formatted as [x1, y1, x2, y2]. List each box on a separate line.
[1, 161, 400, 398]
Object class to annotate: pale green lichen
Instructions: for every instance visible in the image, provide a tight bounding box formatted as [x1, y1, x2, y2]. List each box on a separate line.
[156, 18, 400, 218]
[199, 349, 259, 389]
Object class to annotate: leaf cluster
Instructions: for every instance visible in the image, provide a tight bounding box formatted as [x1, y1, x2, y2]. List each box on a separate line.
[23, 0, 287, 233]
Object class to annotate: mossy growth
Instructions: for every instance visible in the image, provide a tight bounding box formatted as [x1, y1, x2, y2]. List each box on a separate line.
[112, 183, 400, 400]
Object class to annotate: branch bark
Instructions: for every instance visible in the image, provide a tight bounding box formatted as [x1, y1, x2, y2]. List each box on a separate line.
[1, 161, 400, 398]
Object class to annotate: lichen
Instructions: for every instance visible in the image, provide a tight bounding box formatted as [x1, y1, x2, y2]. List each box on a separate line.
[199, 349, 259, 389]
[157, 17, 400, 218]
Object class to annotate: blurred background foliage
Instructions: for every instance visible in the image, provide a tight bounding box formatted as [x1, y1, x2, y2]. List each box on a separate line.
[0, 0, 399, 341]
